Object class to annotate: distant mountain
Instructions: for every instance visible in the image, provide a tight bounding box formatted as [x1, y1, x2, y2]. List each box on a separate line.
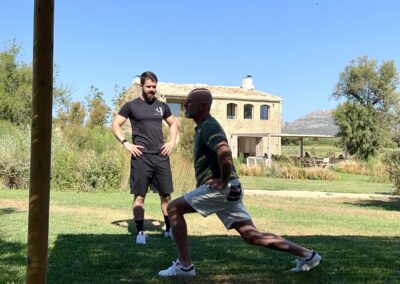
[283, 110, 339, 135]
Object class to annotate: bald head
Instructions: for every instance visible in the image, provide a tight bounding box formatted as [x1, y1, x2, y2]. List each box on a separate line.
[184, 88, 213, 123]
[188, 88, 213, 108]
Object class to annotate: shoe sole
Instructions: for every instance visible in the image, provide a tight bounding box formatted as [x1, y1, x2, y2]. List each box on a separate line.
[291, 256, 322, 272]
[305, 256, 322, 271]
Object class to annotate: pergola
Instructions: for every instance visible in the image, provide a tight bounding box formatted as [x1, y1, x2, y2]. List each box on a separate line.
[231, 132, 337, 167]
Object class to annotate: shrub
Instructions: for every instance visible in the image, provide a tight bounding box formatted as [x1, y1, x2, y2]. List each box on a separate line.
[279, 163, 338, 180]
[0, 120, 30, 189]
[234, 158, 339, 181]
[383, 150, 400, 195]
[237, 165, 264, 177]
[51, 148, 126, 192]
[82, 150, 125, 192]
[51, 150, 81, 191]
[62, 125, 90, 150]
[331, 160, 367, 175]
[366, 158, 391, 183]
[85, 126, 118, 153]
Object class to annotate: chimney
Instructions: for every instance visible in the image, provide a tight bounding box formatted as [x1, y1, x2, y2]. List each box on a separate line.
[242, 75, 254, 91]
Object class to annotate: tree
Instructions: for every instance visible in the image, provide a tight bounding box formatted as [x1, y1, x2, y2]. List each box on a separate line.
[0, 41, 73, 126]
[390, 103, 400, 147]
[333, 102, 388, 160]
[0, 41, 32, 125]
[333, 56, 399, 112]
[332, 56, 400, 160]
[85, 85, 110, 128]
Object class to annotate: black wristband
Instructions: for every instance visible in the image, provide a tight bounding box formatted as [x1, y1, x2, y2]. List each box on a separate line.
[121, 139, 128, 145]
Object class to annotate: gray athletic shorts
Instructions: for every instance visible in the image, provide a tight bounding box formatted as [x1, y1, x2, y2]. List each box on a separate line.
[183, 179, 251, 229]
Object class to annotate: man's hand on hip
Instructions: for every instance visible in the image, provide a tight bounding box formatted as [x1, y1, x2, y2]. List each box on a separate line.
[205, 178, 228, 190]
[124, 143, 144, 157]
[160, 141, 175, 156]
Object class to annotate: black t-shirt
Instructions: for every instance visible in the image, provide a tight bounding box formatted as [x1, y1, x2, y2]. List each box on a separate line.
[119, 98, 172, 153]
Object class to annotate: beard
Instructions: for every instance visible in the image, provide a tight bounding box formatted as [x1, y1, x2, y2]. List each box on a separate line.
[142, 91, 155, 101]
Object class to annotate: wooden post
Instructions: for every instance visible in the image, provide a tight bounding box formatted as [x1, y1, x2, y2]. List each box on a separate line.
[267, 134, 272, 168]
[300, 137, 304, 157]
[26, 0, 54, 283]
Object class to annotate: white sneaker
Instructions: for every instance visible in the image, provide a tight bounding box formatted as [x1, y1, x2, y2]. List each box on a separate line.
[136, 231, 146, 245]
[290, 251, 322, 272]
[164, 230, 173, 240]
[159, 260, 196, 277]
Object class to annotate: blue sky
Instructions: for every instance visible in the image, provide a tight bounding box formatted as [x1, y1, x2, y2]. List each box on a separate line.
[1, 0, 399, 122]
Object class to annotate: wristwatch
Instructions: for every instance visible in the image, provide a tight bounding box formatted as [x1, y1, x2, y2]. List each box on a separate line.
[121, 139, 128, 145]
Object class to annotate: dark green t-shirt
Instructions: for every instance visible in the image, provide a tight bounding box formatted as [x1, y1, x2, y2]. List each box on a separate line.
[193, 115, 239, 187]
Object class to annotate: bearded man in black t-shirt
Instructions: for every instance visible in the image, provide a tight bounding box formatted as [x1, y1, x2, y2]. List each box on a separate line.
[112, 71, 178, 244]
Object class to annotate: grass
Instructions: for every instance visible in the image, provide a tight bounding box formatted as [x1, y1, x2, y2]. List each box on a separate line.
[240, 173, 395, 195]
[1, 187, 400, 283]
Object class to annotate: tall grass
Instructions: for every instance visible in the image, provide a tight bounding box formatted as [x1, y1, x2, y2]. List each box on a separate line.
[0, 120, 30, 189]
[170, 153, 196, 195]
[331, 159, 391, 184]
[366, 158, 390, 183]
[234, 158, 339, 181]
[331, 160, 367, 175]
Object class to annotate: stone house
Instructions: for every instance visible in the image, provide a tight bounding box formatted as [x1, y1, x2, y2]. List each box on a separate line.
[116, 75, 282, 158]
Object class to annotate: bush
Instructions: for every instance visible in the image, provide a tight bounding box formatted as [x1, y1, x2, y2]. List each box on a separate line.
[62, 125, 91, 150]
[51, 150, 81, 191]
[0, 120, 30, 189]
[233, 157, 339, 181]
[85, 126, 117, 153]
[278, 163, 338, 180]
[383, 150, 400, 195]
[237, 165, 264, 177]
[331, 160, 367, 175]
[366, 158, 391, 183]
[51, 149, 126, 192]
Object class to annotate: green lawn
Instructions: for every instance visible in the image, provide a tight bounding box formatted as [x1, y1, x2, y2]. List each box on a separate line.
[1, 188, 399, 283]
[240, 173, 395, 195]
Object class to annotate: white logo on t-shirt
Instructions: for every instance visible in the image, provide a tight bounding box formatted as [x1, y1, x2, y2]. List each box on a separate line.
[155, 107, 163, 116]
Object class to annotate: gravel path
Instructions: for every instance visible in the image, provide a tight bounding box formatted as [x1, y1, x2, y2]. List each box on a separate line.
[245, 189, 396, 200]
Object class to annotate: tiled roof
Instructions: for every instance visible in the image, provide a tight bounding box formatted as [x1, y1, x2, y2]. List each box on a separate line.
[114, 82, 282, 112]
[156, 82, 282, 102]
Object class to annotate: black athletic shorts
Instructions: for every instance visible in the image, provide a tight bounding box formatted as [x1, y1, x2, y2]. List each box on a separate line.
[130, 153, 174, 196]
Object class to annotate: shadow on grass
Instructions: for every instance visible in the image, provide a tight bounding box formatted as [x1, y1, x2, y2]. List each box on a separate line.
[0, 239, 26, 283]
[346, 197, 400, 211]
[0, 208, 20, 215]
[43, 234, 400, 283]
[111, 218, 164, 235]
